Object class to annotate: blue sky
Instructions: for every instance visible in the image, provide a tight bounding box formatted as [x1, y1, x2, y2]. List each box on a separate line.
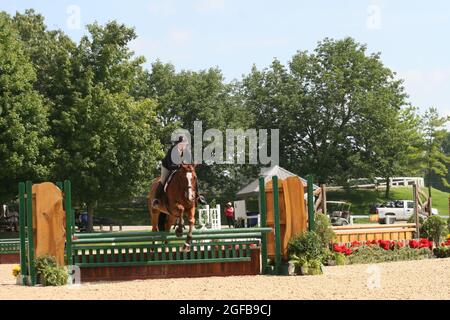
[2, 0, 449, 117]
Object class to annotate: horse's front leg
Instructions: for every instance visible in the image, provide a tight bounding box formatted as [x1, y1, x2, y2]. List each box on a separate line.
[182, 207, 196, 252]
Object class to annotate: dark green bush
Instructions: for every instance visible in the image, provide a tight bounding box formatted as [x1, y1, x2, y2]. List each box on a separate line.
[288, 231, 323, 260]
[314, 213, 335, 248]
[35, 255, 68, 286]
[35, 255, 57, 271]
[433, 246, 450, 258]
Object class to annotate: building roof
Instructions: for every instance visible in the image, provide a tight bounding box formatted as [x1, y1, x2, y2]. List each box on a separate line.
[235, 165, 319, 199]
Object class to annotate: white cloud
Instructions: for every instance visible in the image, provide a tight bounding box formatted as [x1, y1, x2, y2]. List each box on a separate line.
[397, 68, 450, 115]
[148, 0, 177, 16]
[195, 0, 225, 13]
[168, 27, 193, 46]
[214, 36, 289, 52]
[128, 38, 161, 63]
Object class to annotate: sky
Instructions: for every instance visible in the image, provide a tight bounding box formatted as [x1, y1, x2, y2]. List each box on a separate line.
[2, 0, 449, 117]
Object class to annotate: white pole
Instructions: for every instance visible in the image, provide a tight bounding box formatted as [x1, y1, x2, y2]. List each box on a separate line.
[216, 204, 221, 229]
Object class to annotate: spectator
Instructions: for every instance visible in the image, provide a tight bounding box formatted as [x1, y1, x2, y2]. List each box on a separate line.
[80, 211, 88, 232]
[225, 202, 234, 228]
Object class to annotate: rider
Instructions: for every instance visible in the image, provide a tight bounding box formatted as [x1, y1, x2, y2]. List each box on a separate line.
[152, 135, 206, 208]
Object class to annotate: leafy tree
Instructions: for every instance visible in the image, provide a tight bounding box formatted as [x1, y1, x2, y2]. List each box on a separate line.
[145, 61, 256, 207]
[371, 106, 424, 198]
[421, 107, 450, 200]
[0, 12, 52, 201]
[13, 13, 163, 230]
[242, 38, 408, 184]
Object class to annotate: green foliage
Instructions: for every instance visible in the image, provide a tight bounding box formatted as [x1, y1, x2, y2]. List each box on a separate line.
[39, 265, 68, 286]
[242, 37, 408, 184]
[422, 215, 448, 247]
[0, 12, 52, 202]
[34, 255, 68, 286]
[307, 258, 323, 275]
[346, 245, 432, 265]
[328, 187, 449, 216]
[421, 108, 450, 188]
[288, 231, 324, 260]
[334, 253, 346, 266]
[407, 215, 427, 238]
[314, 213, 335, 247]
[289, 254, 323, 275]
[146, 61, 256, 208]
[433, 246, 450, 258]
[34, 255, 57, 270]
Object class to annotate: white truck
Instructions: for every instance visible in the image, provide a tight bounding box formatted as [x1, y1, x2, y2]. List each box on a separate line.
[376, 200, 438, 224]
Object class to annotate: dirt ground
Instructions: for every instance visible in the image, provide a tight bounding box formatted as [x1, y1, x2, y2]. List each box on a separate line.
[1, 258, 449, 300]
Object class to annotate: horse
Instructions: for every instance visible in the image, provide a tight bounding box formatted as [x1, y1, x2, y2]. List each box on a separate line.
[147, 164, 198, 251]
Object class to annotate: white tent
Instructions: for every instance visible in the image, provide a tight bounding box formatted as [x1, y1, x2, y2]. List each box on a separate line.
[235, 165, 319, 199]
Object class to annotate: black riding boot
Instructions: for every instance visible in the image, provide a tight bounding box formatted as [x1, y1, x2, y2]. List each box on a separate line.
[152, 182, 164, 208]
[196, 185, 207, 205]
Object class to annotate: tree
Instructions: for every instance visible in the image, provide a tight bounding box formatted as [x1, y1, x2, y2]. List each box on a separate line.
[421, 107, 450, 200]
[0, 12, 52, 202]
[370, 106, 424, 198]
[13, 13, 163, 230]
[145, 61, 256, 207]
[242, 37, 408, 184]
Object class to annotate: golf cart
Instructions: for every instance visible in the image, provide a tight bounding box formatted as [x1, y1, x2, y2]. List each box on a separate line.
[327, 201, 352, 226]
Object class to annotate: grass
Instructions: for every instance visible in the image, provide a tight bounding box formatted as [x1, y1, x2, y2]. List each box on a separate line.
[327, 186, 450, 216]
[0, 232, 19, 240]
[94, 196, 150, 225]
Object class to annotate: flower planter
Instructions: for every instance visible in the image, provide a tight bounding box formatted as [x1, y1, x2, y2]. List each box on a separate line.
[287, 261, 297, 275]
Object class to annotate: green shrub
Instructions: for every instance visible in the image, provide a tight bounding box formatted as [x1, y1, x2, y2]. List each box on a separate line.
[314, 213, 335, 248]
[447, 216, 450, 233]
[40, 266, 68, 286]
[288, 231, 323, 260]
[408, 215, 427, 238]
[346, 245, 432, 265]
[307, 258, 323, 275]
[334, 253, 346, 266]
[433, 246, 450, 258]
[289, 254, 308, 268]
[35, 255, 68, 286]
[35, 255, 57, 271]
[422, 216, 448, 247]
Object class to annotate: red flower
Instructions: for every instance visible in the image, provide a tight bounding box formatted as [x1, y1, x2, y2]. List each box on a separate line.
[409, 240, 419, 248]
[351, 241, 361, 247]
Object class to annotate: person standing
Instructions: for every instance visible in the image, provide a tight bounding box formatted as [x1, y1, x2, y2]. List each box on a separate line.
[225, 202, 235, 228]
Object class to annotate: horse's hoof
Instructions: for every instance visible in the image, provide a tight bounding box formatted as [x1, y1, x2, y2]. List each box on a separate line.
[182, 244, 191, 252]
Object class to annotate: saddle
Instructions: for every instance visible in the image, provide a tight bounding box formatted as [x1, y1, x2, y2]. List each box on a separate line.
[163, 170, 178, 193]
[156, 169, 178, 210]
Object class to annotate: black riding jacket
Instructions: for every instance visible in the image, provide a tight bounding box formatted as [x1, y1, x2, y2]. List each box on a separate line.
[161, 143, 192, 171]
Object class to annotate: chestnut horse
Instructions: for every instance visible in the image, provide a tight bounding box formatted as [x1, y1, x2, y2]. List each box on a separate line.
[147, 164, 197, 251]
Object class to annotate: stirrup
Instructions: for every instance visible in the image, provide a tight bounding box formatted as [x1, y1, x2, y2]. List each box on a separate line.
[198, 195, 207, 205]
[152, 199, 160, 208]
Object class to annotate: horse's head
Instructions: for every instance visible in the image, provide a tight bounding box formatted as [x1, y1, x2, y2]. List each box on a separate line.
[179, 164, 198, 204]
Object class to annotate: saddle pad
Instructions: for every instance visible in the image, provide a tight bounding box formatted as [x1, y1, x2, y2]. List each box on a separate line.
[164, 170, 178, 192]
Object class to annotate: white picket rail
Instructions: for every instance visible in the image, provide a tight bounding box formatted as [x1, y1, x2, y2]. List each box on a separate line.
[198, 204, 222, 230]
